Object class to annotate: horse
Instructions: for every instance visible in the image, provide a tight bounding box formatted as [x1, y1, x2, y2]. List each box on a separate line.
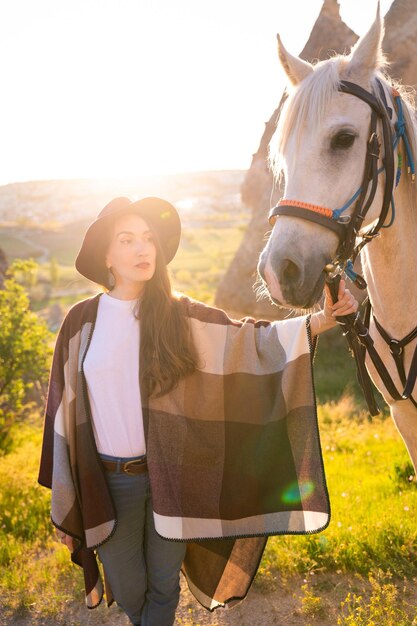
[258, 5, 417, 471]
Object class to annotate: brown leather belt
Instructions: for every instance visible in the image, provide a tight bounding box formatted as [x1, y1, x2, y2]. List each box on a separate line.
[101, 457, 148, 475]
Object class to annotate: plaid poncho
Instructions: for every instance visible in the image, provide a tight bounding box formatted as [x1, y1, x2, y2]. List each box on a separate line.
[38, 293, 329, 611]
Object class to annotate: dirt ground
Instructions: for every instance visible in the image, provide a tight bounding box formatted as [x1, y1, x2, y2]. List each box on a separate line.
[0, 573, 372, 626]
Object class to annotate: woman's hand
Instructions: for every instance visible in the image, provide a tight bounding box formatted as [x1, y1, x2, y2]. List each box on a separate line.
[323, 278, 358, 319]
[55, 529, 75, 553]
[310, 279, 359, 337]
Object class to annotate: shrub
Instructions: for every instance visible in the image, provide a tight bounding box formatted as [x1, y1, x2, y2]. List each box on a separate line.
[0, 260, 53, 452]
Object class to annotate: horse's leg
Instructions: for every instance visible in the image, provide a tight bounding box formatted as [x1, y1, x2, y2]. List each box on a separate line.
[390, 401, 417, 473]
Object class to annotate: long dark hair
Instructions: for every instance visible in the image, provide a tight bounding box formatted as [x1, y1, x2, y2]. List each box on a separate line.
[139, 247, 198, 398]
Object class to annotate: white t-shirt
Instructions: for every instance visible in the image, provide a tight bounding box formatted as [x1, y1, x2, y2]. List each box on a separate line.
[83, 293, 146, 457]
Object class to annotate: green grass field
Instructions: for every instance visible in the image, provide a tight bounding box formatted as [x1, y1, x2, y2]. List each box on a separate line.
[263, 402, 417, 579]
[1, 405, 416, 623]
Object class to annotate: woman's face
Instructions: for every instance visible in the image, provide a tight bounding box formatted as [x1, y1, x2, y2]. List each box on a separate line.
[105, 213, 157, 289]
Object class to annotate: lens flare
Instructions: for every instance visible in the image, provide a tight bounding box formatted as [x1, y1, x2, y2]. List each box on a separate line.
[281, 480, 315, 504]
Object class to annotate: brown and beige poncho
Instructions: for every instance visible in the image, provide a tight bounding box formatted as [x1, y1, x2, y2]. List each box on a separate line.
[38, 293, 329, 611]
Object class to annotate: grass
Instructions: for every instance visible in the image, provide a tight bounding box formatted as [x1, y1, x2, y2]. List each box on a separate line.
[2, 401, 417, 621]
[313, 326, 388, 407]
[313, 328, 361, 401]
[260, 403, 417, 580]
[0, 421, 81, 618]
[259, 406, 417, 624]
[337, 570, 415, 625]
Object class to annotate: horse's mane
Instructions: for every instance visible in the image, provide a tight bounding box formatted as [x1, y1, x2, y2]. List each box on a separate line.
[270, 56, 347, 176]
[381, 73, 417, 211]
[269, 55, 417, 209]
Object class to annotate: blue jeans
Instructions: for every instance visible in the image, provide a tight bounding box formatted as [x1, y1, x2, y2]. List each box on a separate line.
[97, 455, 186, 626]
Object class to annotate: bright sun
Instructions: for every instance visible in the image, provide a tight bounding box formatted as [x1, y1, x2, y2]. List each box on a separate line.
[0, 0, 394, 185]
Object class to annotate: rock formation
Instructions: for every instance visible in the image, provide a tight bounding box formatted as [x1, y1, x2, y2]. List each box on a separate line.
[383, 0, 417, 87]
[216, 0, 416, 318]
[215, 0, 358, 318]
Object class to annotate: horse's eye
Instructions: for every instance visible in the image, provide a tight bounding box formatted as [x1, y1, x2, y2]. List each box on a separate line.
[331, 132, 356, 150]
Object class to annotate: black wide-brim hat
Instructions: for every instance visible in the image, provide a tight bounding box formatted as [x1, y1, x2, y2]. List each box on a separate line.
[75, 196, 181, 286]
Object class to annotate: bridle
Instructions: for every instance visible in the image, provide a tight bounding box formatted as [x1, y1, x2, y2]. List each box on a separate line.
[266, 79, 417, 414]
[268, 79, 416, 282]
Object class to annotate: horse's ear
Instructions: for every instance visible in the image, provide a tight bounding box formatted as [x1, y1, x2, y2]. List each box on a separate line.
[277, 34, 313, 86]
[345, 2, 385, 81]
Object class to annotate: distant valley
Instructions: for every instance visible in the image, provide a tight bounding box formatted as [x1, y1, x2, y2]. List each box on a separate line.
[0, 170, 248, 229]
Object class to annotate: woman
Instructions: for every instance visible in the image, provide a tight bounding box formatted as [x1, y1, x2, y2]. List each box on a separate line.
[38, 196, 357, 626]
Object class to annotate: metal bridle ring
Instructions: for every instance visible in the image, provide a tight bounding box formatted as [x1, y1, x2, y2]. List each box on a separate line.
[389, 339, 403, 356]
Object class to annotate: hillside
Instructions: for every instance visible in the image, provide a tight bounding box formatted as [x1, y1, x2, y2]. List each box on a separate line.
[0, 171, 251, 328]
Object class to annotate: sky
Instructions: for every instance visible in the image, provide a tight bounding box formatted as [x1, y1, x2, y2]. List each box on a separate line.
[0, 0, 394, 186]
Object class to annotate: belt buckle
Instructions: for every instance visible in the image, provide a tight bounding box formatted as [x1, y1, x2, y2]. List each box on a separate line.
[123, 458, 145, 475]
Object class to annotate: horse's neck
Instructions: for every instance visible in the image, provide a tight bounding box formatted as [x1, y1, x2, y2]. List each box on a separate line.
[361, 181, 417, 338]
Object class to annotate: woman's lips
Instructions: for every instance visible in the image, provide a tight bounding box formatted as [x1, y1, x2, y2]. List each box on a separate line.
[135, 262, 150, 269]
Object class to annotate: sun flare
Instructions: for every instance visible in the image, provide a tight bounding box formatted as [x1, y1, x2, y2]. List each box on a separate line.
[0, 0, 394, 185]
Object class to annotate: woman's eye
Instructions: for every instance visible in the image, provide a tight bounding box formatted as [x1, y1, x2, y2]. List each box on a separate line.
[331, 132, 356, 150]
[120, 239, 132, 245]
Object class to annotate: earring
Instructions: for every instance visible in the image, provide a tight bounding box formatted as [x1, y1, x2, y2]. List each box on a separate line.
[108, 268, 115, 288]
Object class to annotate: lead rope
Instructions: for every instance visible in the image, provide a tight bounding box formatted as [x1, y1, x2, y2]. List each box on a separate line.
[326, 269, 417, 414]
[326, 273, 380, 415]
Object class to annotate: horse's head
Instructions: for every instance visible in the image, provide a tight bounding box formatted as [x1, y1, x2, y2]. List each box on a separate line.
[259, 7, 389, 309]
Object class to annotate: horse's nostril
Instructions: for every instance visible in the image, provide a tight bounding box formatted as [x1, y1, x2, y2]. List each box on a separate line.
[281, 259, 301, 285]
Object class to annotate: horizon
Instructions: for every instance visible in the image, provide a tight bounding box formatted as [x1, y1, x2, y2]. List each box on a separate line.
[0, 0, 394, 187]
[0, 167, 248, 188]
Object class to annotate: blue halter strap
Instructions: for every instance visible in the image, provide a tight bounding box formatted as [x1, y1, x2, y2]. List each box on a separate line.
[332, 89, 415, 228]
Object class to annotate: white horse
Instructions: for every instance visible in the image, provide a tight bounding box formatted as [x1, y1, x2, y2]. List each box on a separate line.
[258, 7, 417, 470]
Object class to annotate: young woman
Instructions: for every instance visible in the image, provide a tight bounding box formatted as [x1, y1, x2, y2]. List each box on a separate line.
[38, 196, 358, 626]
